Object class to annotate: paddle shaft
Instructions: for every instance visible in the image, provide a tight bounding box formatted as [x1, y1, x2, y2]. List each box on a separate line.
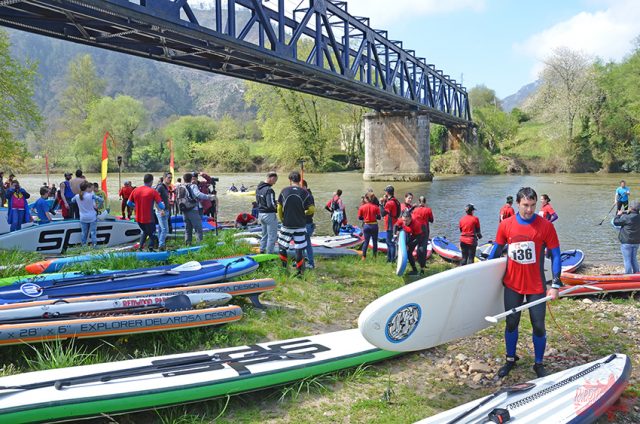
[598, 202, 617, 225]
[486, 284, 603, 323]
[446, 383, 535, 424]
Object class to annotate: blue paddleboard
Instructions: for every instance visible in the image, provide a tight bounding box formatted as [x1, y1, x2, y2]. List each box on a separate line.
[396, 230, 408, 276]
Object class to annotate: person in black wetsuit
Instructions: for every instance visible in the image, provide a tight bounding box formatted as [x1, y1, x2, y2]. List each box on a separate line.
[277, 171, 315, 276]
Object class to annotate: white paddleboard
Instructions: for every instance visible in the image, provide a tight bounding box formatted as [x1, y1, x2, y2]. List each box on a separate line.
[418, 353, 630, 423]
[0, 220, 142, 253]
[358, 258, 554, 352]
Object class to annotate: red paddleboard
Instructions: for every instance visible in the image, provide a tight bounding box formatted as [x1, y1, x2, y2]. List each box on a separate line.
[561, 272, 640, 286]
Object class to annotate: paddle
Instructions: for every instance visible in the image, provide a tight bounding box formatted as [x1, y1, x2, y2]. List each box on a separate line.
[484, 283, 604, 323]
[0, 347, 315, 392]
[446, 382, 536, 424]
[47, 261, 202, 288]
[598, 202, 617, 225]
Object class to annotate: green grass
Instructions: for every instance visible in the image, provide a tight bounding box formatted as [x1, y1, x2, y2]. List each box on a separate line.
[0, 236, 638, 423]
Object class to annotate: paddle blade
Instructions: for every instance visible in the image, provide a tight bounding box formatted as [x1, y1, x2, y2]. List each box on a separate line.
[485, 316, 498, 323]
[171, 261, 202, 272]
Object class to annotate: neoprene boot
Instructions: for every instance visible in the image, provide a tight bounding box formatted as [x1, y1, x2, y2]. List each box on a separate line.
[533, 363, 548, 377]
[497, 355, 519, 378]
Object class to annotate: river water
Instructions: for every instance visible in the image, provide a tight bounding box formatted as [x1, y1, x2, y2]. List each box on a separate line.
[12, 172, 634, 264]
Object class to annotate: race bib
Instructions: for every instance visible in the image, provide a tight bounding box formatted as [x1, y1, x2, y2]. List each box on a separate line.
[508, 241, 536, 265]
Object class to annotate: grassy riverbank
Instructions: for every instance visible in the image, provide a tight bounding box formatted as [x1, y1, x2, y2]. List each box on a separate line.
[0, 234, 638, 423]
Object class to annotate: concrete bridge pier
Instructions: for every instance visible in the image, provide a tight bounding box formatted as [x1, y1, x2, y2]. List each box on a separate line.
[363, 111, 433, 182]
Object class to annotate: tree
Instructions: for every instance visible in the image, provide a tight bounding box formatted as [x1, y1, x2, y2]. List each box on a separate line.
[0, 30, 41, 169]
[528, 47, 598, 143]
[469, 85, 501, 111]
[163, 115, 218, 167]
[473, 107, 519, 152]
[59, 54, 106, 130]
[75, 95, 146, 170]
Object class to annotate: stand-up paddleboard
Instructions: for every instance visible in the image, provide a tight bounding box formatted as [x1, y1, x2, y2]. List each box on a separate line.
[560, 249, 585, 273]
[0, 257, 259, 304]
[426, 239, 433, 259]
[339, 224, 362, 237]
[560, 281, 640, 297]
[475, 241, 494, 261]
[310, 234, 363, 249]
[396, 230, 408, 276]
[0, 292, 231, 321]
[0, 329, 401, 423]
[0, 304, 243, 346]
[0, 278, 276, 311]
[561, 271, 640, 285]
[418, 354, 631, 424]
[431, 236, 463, 261]
[0, 208, 36, 234]
[0, 220, 141, 253]
[23, 246, 203, 274]
[358, 258, 554, 352]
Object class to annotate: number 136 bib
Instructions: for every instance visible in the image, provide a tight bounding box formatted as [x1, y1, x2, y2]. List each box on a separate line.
[508, 241, 536, 265]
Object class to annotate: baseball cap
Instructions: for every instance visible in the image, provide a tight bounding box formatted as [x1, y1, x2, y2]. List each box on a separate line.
[384, 185, 395, 194]
[465, 203, 476, 212]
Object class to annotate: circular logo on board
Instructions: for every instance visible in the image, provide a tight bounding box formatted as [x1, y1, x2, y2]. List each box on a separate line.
[385, 303, 421, 343]
[20, 283, 43, 298]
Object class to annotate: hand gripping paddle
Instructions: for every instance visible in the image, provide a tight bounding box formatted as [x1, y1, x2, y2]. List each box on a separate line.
[446, 382, 536, 424]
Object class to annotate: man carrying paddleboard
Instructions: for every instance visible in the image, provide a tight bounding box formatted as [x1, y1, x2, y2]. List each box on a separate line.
[488, 187, 562, 378]
[615, 180, 630, 212]
[398, 209, 427, 275]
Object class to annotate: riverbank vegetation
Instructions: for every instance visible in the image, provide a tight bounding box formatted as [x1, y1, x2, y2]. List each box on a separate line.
[1, 28, 639, 175]
[0, 234, 637, 422]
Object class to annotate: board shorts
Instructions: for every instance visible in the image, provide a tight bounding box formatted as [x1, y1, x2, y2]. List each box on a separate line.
[278, 226, 307, 249]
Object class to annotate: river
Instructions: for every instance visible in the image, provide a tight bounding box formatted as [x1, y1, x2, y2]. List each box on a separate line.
[11, 172, 633, 265]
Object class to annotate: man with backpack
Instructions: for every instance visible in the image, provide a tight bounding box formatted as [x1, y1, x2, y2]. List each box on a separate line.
[256, 172, 278, 254]
[325, 189, 345, 236]
[380, 185, 401, 263]
[177, 172, 216, 245]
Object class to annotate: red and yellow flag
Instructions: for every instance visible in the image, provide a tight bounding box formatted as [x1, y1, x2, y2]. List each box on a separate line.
[169, 138, 175, 176]
[101, 131, 109, 197]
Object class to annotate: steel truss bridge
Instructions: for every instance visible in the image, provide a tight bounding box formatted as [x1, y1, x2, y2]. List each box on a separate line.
[0, 0, 471, 126]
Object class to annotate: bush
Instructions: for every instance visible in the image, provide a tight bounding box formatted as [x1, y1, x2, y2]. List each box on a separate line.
[319, 159, 347, 172]
[192, 139, 253, 172]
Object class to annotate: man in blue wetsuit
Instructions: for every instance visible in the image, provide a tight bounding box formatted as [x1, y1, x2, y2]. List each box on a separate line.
[488, 187, 563, 378]
[615, 180, 630, 212]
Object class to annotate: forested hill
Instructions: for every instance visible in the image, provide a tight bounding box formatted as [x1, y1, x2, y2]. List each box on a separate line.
[6, 28, 252, 125]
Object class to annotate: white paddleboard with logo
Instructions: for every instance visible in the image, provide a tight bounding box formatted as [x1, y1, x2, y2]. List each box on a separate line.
[358, 257, 554, 352]
[0, 220, 141, 253]
[418, 353, 630, 423]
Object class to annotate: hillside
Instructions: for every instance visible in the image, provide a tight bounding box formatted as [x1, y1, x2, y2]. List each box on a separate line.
[501, 80, 540, 112]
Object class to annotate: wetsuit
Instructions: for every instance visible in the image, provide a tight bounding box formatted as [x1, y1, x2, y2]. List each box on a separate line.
[235, 213, 256, 227]
[128, 186, 165, 250]
[380, 197, 400, 262]
[499, 204, 515, 222]
[488, 213, 562, 366]
[358, 203, 381, 258]
[459, 214, 481, 265]
[277, 185, 314, 274]
[616, 186, 630, 211]
[400, 219, 426, 272]
[119, 185, 134, 220]
[539, 203, 558, 223]
[412, 205, 433, 266]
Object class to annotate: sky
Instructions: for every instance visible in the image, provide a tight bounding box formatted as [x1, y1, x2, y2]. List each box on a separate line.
[339, 0, 640, 98]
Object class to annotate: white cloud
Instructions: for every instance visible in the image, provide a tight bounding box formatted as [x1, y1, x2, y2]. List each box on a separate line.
[515, 0, 640, 78]
[331, 0, 486, 27]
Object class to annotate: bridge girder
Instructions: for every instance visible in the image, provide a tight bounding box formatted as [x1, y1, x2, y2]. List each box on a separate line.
[0, 0, 472, 127]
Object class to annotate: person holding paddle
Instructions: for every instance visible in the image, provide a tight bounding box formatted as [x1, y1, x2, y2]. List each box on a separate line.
[488, 187, 563, 378]
[615, 180, 630, 212]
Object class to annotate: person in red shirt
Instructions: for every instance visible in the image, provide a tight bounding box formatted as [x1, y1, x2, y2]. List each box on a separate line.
[459, 204, 482, 266]
[358, 192, 381, 260]
[398, 209, 427, 275]
[488, 187, 562, 379]
[235, 212, 257, 228]
[127, 174, 165, 251]
[539, 194, 558, 223]
[119, 181, 135, 220]
[380, 185, 401, 263]
[499, 196, 515, 222]
[401, 192, 414, 213]
[412, 196, 434, 266]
